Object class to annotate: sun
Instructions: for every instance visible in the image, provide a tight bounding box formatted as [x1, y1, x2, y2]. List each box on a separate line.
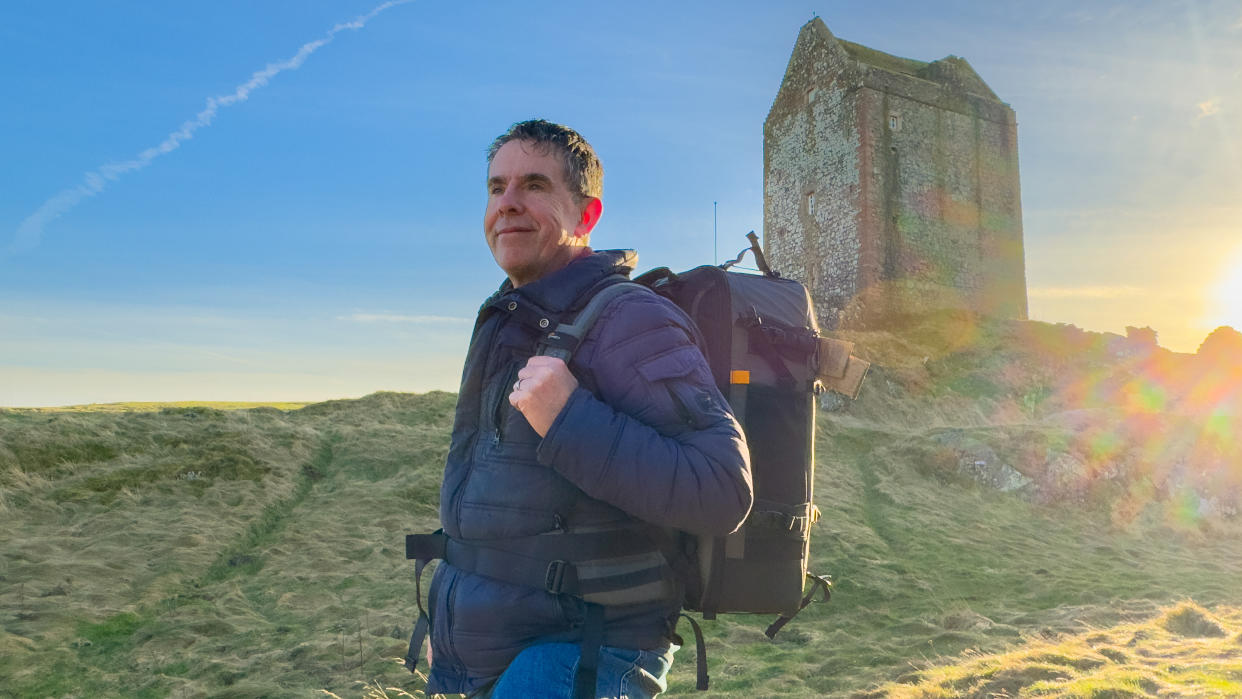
[1214, 247, 1242, 331]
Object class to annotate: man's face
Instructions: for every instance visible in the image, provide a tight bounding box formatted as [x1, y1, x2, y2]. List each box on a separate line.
[485, 140, 598, 287]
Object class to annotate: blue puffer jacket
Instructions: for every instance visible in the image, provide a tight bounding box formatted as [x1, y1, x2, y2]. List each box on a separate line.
[425, 250, 752, 695]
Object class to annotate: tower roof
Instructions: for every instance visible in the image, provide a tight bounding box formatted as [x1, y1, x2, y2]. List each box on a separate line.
[804, 18, 1003, 103]
[837, 38, 928, 77]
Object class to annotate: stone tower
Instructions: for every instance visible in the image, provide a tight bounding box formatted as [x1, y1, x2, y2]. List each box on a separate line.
[764, 18, 1028, 328]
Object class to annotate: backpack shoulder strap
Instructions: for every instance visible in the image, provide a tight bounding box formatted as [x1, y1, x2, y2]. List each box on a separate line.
[536, 280, 651, 361]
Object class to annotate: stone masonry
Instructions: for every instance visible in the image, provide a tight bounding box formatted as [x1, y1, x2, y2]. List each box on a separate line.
[764, 19, 1028, 328]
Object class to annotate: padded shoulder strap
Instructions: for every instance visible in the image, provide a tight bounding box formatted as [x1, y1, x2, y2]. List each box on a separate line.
[537, 280, 651, 362]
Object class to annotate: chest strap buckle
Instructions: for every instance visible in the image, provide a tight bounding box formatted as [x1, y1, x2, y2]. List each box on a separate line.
[545, 559, 578, 594]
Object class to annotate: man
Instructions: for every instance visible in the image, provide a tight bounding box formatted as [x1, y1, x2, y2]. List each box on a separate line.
[421, 119, 752, 698]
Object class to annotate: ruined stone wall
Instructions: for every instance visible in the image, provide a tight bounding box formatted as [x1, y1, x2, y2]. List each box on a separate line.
[764, 19, 1028, 328]
[977, 114, 1028, 319]
[764, 23, 864, 330]
[862, 81, 1026, 321]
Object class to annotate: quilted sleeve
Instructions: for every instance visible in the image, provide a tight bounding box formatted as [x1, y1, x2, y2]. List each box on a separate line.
[536, 292, 753, 536]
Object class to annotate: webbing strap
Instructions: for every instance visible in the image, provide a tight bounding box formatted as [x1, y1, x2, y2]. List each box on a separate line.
[404, 557, 434, 672]
[406, 531, 447, 560]
[406, 530, 666, 600]
[747, 506, 813, 539]
[763, 573, 832, 639]
[537, 280, 650, 361]
[473, 527, 657, 560]
[678, 613, 710, 691]
[573, 603, 605, 699]
[697, 535, 727, 621]
[448, 537, 581, 595]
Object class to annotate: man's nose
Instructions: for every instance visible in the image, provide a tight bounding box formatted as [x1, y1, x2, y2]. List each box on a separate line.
[496, 185, 524, 214]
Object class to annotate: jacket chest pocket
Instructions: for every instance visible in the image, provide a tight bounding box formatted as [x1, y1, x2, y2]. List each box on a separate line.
[488, 360, 541, 447]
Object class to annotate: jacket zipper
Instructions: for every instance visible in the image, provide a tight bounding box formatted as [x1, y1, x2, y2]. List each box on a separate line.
[492, 362, 519, 446]
[449, 310, 503, 533]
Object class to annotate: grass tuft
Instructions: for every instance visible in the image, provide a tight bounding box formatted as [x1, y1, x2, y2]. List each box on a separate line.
[78, 612, 143, 654]
[1159, 601, 1228, 638]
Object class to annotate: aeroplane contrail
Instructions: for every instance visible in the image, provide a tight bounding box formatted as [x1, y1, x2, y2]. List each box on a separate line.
[7, 0, 414, 256]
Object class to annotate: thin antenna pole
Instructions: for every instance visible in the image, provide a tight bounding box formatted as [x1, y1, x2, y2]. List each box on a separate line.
[713, 201, 718, 264]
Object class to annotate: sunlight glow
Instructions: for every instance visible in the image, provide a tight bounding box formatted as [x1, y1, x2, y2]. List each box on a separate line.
[1012, 318, 1241, 527]
[1210, 246, 1242, 330]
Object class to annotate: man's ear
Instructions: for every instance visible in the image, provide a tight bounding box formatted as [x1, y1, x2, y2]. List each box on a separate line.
[573, 197, 603, 239]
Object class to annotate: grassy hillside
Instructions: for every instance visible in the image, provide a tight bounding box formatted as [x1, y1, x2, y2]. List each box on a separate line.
[7, 401, 312, 414]
[1, 393, 453, 698]
[2, 317, 1240, 697]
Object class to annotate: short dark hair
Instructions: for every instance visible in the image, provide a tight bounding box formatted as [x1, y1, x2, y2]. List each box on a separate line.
[487, 119, 603, 201]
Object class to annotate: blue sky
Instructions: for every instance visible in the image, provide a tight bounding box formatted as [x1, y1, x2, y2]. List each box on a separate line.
[2, 0, 1240, 406]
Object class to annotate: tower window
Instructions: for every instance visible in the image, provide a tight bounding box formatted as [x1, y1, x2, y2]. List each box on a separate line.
[806, 87, 818, 104]
[806, 191, 816, 216]
[888, 113, 902, 131]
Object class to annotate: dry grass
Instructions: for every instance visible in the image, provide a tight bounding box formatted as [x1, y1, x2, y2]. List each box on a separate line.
[320, 667, 445, 698]
[7, 400, 311, 413]
[2, 317, 1240, 697]
[866, 601, 1242, 698]
[0, 392, 454, 698]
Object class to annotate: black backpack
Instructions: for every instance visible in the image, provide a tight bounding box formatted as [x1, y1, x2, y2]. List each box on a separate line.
[404, 234, 868, 693]
[632, 234, 865, 630]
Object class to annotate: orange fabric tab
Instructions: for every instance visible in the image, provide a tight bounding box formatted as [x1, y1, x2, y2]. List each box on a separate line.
[730, 370, 751, 384]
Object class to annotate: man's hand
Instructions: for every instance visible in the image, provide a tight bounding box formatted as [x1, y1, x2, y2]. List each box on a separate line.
[509, 356, 579, 437]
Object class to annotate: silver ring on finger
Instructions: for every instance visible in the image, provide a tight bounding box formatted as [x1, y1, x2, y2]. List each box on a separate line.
[513, 379, 522, 392]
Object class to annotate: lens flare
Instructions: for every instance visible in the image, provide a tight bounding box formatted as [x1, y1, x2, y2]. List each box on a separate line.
[1002, 314, 1240, 528]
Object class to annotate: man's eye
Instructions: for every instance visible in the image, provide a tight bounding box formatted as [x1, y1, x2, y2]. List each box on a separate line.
[488, 186, 503, 195]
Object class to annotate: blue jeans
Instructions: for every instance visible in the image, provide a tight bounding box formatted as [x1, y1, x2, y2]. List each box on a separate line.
[472, 642, 677, 699]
